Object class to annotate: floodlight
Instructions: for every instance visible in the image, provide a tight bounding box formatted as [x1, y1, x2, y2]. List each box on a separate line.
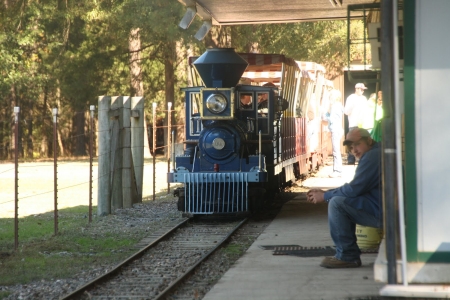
[194, 20, 212, 41]
[179, 6, 197, 29]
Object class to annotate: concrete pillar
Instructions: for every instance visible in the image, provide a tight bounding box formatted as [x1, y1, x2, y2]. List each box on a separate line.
[110, 96, 123, 211]
[97, 96, 111, 216]
[122, 96, 133, 208]
[131, 96, 144, 203]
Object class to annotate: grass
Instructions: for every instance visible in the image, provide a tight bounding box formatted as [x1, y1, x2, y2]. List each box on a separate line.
[0, 204, 151, 288]
[221, 242, 250, 259]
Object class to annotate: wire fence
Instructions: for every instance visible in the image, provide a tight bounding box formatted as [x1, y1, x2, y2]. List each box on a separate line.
[0, 102, 184, 250]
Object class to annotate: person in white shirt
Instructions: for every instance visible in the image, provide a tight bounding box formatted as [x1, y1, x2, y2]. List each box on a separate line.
[344, 83, 368, 164]
[325, 90, 344, 178]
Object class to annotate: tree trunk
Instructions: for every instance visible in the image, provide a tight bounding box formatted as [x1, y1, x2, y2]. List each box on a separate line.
[73, 112, 86, 156]
[128, 27, 150, 157]
[27, 113, 33, 158]
[164, 42, 176, 158]
[10, 85, 20, 160]
[249, 25, 260, 53]
[0, 119, 4, 159]
[58, 126, 65, 157]
[204, 26, 231, 48]
[129, 28, 144, 97]
[26, 102, 33, 158]
[40, 86, 50, 157]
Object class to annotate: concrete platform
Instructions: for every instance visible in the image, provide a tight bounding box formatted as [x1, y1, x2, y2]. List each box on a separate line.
[203, 163, 385, 300]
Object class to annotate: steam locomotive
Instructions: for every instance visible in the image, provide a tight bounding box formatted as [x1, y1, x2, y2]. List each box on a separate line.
[167, 48, 332, 215]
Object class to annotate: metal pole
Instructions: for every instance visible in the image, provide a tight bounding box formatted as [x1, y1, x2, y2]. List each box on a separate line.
[152, 103, 157, 201]
[89, 105, 95, 223]
[172, 131, 175, 171]
[14, 106, 20, 251]
[53, 108, 58, 235]
[381, 0, 398, 284]
[167, 102, 172, 194]
[392, 0, 408, 286]
[258, 130, 262, 170]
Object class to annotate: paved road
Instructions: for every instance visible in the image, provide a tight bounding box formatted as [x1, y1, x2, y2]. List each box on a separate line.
[0, 157, 358, 218]
[0, 159, 172, 218]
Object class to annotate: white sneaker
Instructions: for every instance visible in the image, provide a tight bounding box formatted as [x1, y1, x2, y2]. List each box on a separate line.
[328, 172, 342, 178]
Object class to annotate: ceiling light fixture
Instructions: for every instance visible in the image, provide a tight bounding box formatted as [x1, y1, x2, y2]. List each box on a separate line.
[194, 20, 212, 41]
[179, 6, 197, 29]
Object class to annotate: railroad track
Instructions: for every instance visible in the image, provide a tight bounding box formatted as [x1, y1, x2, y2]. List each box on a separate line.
[61, 217, 248, 299]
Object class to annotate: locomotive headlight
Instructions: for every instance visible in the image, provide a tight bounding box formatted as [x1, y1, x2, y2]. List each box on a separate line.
[206, 93, 227, 114]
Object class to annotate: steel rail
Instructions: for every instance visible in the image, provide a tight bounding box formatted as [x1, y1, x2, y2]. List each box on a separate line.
[60, 218, 189, 300]
[154, 217, 248, 300]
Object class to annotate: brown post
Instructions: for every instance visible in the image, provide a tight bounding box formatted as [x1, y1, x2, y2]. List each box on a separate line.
[152, 102, 157, 201]
[89, 105, 95, 223]
[53, 108, 58, 235]
[14, 106, 20, 251]
[167, 102, 172, 194]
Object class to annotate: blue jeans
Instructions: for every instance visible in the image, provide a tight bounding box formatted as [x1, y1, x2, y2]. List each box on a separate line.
[328, 196, 382, 261]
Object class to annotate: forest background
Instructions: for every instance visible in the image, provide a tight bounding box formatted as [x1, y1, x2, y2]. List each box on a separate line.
[0, 0, 368, 160]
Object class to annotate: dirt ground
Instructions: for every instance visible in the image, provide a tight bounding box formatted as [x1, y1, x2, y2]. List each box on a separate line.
[0, 158, 173, 218]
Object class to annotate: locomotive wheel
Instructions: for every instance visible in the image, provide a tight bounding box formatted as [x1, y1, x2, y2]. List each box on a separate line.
[249, 187, 266, 212]
[177, 196, 185, 211]
[249, 196, 262, 212]
[174, 187, 185, 212]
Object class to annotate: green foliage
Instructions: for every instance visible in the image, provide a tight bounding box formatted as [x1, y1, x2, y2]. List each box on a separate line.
[0, 0, 199, 159]
[230, 20, 369, 79]
[0, 0, 368, 158]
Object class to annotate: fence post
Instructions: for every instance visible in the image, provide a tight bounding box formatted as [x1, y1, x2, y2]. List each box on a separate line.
[122, 96, 133, 208]
[14, 106, 20, 251]
[131, 96, 144, 203]
[97, 96, 111, 216]
[89, 105, 95, 223]
[52, 108, 58, 235]
[172, 131, 175, 171]
[110, 96, 124, 211]
[167, 102, 172, 194]
[152, 102, 157, 201]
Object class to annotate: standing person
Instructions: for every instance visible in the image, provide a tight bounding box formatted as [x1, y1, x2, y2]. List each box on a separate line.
[361, 93, 376, 132]
[306, 128, 382, 268]
[325, 90, 344, 178]
[344, 83, 368, 164]
[371, 90, 383, 142]
[375, 90, 383, 121]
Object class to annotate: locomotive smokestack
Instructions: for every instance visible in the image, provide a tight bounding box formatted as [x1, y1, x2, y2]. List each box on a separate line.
[193, 48, 248, 88]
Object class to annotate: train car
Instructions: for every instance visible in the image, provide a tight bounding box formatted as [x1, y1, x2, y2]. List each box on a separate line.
[167, 48, 332, 215]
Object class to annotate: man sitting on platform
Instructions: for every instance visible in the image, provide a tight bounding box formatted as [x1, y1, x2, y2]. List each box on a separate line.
[306, 127, 382, 268]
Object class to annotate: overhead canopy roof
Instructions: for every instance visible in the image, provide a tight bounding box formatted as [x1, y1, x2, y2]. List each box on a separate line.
[177, 0, 376, 25]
